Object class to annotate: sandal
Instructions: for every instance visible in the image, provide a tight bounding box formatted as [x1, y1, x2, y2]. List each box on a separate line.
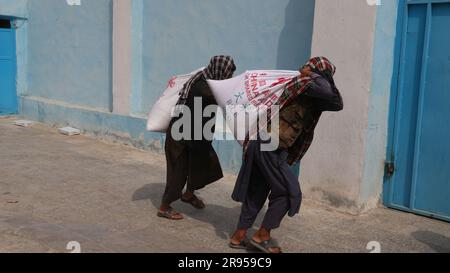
[157, 207, 184, 220]
[250, 238, 282, 253]
[229, 238, 250, 250]
[181, 194, 205, 209]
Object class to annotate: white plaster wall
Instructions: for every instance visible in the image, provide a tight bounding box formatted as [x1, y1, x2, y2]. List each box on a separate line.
[360, 0, 400, 210]
[301, 0, 378, 212]
[112, 0, 132, 115]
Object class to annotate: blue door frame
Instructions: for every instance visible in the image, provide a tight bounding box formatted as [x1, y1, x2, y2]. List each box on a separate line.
[384, 0, 450, 222]
[0, 18, 17, 115]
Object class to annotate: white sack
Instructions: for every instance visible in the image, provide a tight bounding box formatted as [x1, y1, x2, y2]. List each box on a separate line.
[146, 68, 204, 132]
[207, 70, 299, 144]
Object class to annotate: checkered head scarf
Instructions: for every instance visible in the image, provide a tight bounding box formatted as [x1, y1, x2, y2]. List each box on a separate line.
[304, 56, 336, 76]
[177, 56, 236, 106]
[304, 56, 337, 90]
[278, 56, 337, 109]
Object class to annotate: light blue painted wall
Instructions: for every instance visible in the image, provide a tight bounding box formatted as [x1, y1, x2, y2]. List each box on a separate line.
[131, 0, 144, 116]
[26, 0, 112, 110]
[139, 0, 315, 114]
[361, 0, 400, 205]
[0, 0, 28, 18]
[13, 0, 315, 174]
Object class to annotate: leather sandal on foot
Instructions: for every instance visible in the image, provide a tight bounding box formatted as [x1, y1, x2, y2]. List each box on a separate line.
[181, 195, 205, 209]
[250, 238, 282, 253]
[157, 207, 184, 220]
[229, 238, 250, 250]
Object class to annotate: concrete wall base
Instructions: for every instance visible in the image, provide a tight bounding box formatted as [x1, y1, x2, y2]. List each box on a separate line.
[19, 95, 243, 173]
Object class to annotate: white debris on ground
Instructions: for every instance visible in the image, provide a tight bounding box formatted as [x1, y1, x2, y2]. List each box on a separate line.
[13, 120, 34, 127]
[58, 127, 81, 136]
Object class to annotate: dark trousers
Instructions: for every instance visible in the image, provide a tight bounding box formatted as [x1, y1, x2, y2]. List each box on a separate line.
[162, 138, 194, 205]
[237, 145, 295, 230]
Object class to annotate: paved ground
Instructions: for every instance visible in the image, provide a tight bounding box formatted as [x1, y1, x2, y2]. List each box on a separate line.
[0, 116, 449, 253]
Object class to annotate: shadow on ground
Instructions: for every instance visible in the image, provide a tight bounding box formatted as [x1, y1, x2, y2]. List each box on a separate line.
[412, 230, 450, 253]
[132, 183, 260, 252]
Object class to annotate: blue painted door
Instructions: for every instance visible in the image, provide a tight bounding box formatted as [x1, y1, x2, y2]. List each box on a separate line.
[0, 19, 17, 115]
[385, 1, 450, 222]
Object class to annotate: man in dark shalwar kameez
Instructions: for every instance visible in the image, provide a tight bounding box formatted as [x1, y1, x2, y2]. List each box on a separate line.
[229, 57, 344, 253]
[158, 56, 236, 220]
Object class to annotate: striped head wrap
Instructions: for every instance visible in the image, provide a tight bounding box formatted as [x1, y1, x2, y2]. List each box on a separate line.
[177, 55, 236, 106]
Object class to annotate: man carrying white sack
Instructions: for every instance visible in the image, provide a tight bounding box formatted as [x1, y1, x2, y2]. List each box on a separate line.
[157, 56, 236, 220]
[229, 57, 344, 253]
